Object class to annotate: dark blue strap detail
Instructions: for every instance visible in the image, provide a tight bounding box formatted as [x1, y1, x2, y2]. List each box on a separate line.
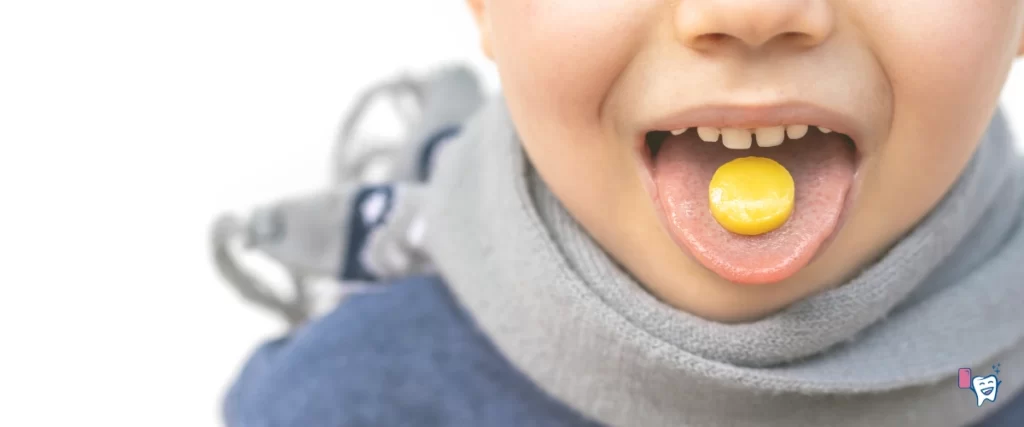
[340, 185, 395, 281]
[417, 126, 461, 181]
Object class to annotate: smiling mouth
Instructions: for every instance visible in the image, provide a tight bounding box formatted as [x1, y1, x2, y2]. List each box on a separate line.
[982, 387, 994, 396]
[635, 105, 862, 285]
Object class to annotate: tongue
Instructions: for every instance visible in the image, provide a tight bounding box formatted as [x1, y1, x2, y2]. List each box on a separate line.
[653, 132, 855, 284]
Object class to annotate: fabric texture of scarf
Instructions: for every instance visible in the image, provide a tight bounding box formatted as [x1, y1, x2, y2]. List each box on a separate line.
[422, 94, 1024, 427]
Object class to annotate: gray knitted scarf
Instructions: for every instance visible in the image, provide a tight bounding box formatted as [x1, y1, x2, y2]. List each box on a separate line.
[215, 67, 1024, 427]
[421, 95, 1024, 426]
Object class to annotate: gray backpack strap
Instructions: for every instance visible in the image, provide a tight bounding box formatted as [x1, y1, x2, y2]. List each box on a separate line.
[333, 65, 483, 185]
[211, 65, 482, 326]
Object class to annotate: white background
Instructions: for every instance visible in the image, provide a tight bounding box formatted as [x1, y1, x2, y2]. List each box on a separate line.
[0, 2, 1021, 426]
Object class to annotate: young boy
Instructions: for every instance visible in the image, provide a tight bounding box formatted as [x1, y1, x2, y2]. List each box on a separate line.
[216, 1, 1024, 426]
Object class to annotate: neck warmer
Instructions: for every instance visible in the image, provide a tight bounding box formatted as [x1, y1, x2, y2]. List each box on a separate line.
[421, 95, 1024, 427]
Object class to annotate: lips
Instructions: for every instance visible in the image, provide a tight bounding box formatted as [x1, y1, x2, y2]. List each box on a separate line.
[634, 104, 862, 285]
[982, 387, 994, 396]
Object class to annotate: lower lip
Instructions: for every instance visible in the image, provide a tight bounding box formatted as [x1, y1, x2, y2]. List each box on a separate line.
[631, 135, 865, 284]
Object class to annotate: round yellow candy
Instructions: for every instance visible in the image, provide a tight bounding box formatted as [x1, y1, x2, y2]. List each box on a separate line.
[709, 157, 795, 236]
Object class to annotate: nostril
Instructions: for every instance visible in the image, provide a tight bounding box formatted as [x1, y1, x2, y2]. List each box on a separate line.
[698, 33, 730, 46]
[779, 31, 822, 47]
[689, 33, 733, 51]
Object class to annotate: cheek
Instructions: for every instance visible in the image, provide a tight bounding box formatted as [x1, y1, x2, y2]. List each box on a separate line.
[870, 1, 1020, 142]
[882, 2, 1019, 113]
[860, 1, 1021, 212]
[489, 0, 655, 137]
[487, 0, 661, 228]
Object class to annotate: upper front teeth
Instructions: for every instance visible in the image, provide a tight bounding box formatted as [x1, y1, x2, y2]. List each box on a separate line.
[786, 125, 808, 139]
[755, 126, 785, 147]
[721, 128, 752, 149]
[697, 127, 721, 142]
[681, 124, 831, 150]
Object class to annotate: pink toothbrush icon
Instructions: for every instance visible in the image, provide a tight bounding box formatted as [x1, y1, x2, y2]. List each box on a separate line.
[958, 368, 972, 389]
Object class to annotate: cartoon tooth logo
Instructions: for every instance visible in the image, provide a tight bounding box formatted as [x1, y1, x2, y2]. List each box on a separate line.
[971, 375, 1000, 407]
[958, 364, 1003, 408]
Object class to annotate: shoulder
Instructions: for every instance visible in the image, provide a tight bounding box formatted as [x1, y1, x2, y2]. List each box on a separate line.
[224, 275, 600, 427]
[976, 385, 1024, 426]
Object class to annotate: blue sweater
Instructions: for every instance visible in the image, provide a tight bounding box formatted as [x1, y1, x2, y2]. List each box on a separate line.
[224, 276, 1024, 427]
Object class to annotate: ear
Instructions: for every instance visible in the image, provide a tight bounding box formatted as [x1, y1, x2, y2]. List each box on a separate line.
[466, 0, 494, 59]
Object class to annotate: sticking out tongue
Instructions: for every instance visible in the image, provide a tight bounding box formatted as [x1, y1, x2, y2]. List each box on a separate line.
[653, 131, 855, 284]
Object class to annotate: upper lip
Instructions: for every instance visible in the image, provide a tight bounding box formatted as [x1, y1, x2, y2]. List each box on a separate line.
[637, 101, 863, 149]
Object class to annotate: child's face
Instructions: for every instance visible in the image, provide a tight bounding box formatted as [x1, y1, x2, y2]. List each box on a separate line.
[468, 0, 1024, 321]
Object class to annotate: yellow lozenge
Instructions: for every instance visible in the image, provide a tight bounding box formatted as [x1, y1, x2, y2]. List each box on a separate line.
[709, 157, 795, 236]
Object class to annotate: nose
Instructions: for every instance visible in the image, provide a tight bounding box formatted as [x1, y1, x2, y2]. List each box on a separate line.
[675, 0, 835, 51]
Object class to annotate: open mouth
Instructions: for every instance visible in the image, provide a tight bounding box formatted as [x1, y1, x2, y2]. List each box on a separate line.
[635, 106, 863, 285]
[982, 387, 994, 396]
